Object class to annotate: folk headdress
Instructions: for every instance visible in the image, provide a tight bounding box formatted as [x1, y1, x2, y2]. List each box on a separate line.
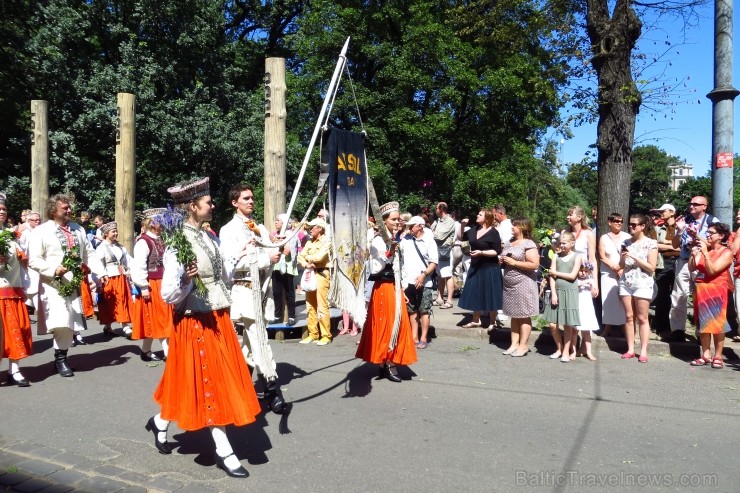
[100, 221, 118, 236]
[379, 201, 399, 216]
[167, 177, 210, 205]
[142, 208, 167, 219]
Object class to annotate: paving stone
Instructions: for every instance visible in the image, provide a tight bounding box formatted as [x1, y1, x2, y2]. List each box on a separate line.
[13, 478, 53, 493]
[115, 471, 150, 484]
[144, 476, 184, 492]
[36, 484, 75, 493]
[29, 447, 62, 461]
[51, 452, 88, 467]
[7, 443, 44, 455]
[93, 464, 128, 477]
[116, 486, 147, 493]
[73, 459, 105, 473]
[15, 459, 61, 477]
[0, 451, 28, 467]
[175, 484, 220, 493]
[75, 475, 131, 493]
[0, 471, 32, 486]
[45, 468, 88, 486]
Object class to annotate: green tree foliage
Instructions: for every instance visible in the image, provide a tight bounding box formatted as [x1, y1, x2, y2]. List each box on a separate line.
[566, 159, 598, 208]
[0, 0, 581, 232]
[288, 0, 570, 223]
[629, 144, 672, 213]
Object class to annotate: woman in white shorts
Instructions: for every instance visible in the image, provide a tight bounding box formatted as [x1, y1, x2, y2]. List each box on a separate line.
[619, 213, 658, 363]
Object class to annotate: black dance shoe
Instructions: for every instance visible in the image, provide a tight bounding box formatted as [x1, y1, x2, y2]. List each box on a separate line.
[144, 416, 172, 454]
[7, 372, 31, 387]
[385, 364, 402, 383]
[140, 351, 162, 362]
[216, 453, 248, 478]
[54, 349, 74, 377]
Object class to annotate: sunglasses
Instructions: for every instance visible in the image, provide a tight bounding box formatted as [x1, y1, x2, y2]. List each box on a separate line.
[610, 219, 623, 223]
[689, 202, 706, 207]
[628, 223, 643, 228]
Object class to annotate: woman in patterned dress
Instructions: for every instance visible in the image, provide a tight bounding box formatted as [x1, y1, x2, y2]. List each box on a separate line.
[500, 217, 540, 357]
[688, 222, 733, 369]
[618, 214, 658, 363]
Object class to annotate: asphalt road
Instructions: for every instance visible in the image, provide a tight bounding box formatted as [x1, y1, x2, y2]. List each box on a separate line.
[1, 302, 739, 493]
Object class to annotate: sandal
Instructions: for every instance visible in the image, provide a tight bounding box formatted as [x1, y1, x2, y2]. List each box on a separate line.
[432, 299, 443, 306]
[711, 357, 724, 369]
[461, 321, 481, 328]
[440, 302, 453, 309]
[690, 356, 711, 367]
[732, 335, 740, 342]
[416, 341, 428, 349]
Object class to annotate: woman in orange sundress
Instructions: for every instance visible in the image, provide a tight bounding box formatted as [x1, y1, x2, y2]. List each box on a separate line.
[689, 222, 733, 369]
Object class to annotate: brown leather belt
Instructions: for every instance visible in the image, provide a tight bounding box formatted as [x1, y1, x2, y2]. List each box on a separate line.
[233, 280, 253, 288]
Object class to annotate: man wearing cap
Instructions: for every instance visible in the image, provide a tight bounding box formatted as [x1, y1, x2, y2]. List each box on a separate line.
[666, 195, 719, 342]
[297, 217, 332, 345]
[130, 209, 172, 362]
[652, 204, 680, 334]
[220, 184, 286, 414]
[28, 193, 107, 377]
[271, 214, 298, 326]
[399, 216, 438, 349]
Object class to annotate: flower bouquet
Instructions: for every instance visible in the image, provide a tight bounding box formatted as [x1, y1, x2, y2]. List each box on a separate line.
[154, 206, 207, 295]
[53, 245, 85, 297]
[0, 229, 15, 270]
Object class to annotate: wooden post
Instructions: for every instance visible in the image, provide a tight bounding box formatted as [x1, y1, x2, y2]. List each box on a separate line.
[264, 58, 287, 230]
[115, 93, 136, 252]
[30, 100, 49, 213]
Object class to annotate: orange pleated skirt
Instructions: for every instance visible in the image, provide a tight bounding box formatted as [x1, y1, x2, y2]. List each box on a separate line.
[97, 275, 132, 325]
[80, 278, 95, 319]
[153, 309, 260, 431]
[1, 296, 33, 360]
[131, 279, 173, 340]
[356, 280, 418, 366]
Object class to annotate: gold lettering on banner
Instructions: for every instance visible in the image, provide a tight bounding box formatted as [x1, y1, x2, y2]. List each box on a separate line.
[337, 153, 362, 175]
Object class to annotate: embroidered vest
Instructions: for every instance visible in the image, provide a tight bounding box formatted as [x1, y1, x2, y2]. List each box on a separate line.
[139, 235, 164, 279]
[179, 226, 231, 314]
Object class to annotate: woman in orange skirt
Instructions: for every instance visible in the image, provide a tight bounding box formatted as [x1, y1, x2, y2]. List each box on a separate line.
[130, 212, 172, 362]
[146, 177, 260, 478]
[356, 201, 417, 382]
[1, 199, 33, 386]
[95, 222, 133, 337]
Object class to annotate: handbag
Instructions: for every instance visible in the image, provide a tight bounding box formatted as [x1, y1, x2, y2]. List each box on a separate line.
[412, 239, 438, 290]
[432, 221, 455, 261]
[300, 268, 317, 292]
[460, 240, 471, 256]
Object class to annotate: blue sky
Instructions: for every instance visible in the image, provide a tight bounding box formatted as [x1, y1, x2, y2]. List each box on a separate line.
[558, 3, 736, 178]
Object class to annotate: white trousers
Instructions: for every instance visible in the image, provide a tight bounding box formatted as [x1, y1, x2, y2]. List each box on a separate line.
[669, 258, 691, 332]
[238, 317, 277, 380]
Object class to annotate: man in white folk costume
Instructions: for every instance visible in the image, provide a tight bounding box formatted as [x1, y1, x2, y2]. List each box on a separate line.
[219, 183, 288, 414]
[28, 194, 107, 377]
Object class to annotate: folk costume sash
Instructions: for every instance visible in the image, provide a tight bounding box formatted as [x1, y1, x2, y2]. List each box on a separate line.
[323, 127, 370, 326]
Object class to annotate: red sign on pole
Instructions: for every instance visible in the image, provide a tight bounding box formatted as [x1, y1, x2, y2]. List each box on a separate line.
[716, 152, 734, 169]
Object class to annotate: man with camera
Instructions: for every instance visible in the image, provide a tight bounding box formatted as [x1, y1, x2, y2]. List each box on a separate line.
[665, 196, 718, 342]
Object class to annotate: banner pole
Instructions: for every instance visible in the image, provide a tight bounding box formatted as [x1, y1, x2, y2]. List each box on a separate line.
[281, 37, 350, 235]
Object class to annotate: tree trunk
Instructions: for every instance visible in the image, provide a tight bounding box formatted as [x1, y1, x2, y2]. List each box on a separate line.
[587, 0, 642, 235]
